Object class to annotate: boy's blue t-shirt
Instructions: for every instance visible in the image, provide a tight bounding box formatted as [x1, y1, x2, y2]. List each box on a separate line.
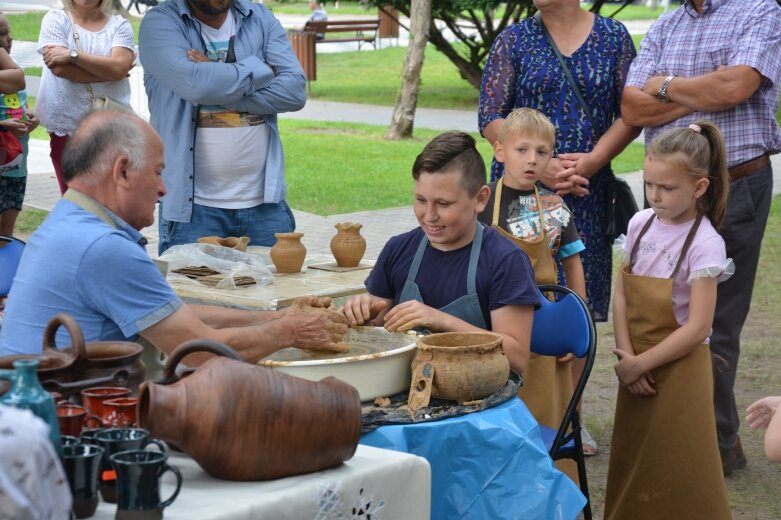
[1, 89, 30, 178]
[365, 225, 540, 329]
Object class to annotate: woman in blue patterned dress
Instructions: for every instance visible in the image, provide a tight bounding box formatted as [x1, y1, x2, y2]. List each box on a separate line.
[479, 0, 639, 324]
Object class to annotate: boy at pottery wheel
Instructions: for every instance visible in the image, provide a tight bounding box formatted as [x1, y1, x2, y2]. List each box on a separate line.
[342, 131, 540, 374]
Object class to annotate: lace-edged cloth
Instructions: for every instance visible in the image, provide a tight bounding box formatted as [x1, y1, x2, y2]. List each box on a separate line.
[612, 234, 734, 284]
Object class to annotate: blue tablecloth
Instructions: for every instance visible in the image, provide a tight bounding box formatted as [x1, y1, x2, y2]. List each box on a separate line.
[360, 397, 586, 520]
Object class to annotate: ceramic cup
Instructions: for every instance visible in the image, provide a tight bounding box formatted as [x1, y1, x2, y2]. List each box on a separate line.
[62, 443, 105, 519]
[81, 387, 131, 420]
[94, 428, 166, 504]
[102, 397, 138, 428]
[81, 427, 105, 446]
[110, 450, 182, 520]
[61, 435, 81, 447]
[57, 404, 103, 438]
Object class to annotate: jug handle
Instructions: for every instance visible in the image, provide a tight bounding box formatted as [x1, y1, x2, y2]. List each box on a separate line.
[158, 463, 183, 509]
[159, 339, 244, 385]
[42, 313, 87, 361]
[407, 362, 434, 415]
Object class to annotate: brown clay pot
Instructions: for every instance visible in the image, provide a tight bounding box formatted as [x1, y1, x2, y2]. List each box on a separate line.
[408, 332, 509, 409]
[138, 339, 362, 481]
[197, 235, 250, 252]
[330, 223, 367, 268]
[0, 314, 146, 399]
[269, 232, 306, 274]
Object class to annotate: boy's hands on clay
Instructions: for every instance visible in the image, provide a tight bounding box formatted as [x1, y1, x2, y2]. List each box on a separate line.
[341, 294, 388, 327]
[382, 300, 443, 333]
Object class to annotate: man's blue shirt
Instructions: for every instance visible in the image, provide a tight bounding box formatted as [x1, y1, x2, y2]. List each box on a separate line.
[0, 195, 182, 355]
[139, 0, 306, 223]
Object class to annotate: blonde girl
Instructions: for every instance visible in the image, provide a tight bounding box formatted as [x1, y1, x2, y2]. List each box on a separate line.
[604, 121, 732, 519]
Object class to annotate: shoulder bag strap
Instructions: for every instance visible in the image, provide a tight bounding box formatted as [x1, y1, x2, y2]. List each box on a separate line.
[535, 13, 597, 131]
[64, 10, 96, 102]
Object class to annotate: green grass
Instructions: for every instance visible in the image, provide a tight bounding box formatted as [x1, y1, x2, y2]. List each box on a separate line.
[280, 119, 644, 215]
[310, 45, 478, 110]
[6, 12, 141, 44]
[593, 2, 679, 20]
[23, 67, 42, 77]
[265, 1, 376, 16]
[14, 207, 48, 237]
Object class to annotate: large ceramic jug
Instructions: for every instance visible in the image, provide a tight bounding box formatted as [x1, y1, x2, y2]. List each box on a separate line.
[330, 222, 367, 267]
[0, 359, 62, 450]
[138, 340, 362, 481]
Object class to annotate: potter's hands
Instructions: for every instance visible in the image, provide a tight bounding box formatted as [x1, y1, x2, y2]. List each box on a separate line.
[540, 157, 590, 197]
[341, 294, 389, 326]
[286, 297, 349, 352]
[42, 45, 71, 67]
[382, 301, 444, 333]
[746, 396, 781, 430]
[613, 349, 656, 397]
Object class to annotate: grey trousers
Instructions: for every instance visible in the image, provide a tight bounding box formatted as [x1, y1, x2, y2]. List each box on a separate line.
[711, 163, 774, 452]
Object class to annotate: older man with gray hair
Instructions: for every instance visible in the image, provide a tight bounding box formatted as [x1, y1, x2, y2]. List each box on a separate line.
[0, 111, 347, 364]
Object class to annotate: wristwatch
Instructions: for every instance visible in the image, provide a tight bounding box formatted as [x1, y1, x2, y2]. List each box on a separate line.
[657, 75, 676, 103]
[70, 49, 78, 64]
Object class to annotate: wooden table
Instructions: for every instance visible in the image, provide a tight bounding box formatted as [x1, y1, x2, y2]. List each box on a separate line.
[167, 250, 371, 311]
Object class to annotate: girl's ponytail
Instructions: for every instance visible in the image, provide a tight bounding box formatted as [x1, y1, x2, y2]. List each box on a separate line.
[695, 121, 729, 229]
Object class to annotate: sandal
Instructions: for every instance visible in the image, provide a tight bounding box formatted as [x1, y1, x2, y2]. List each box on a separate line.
[581, 426, 598, 456]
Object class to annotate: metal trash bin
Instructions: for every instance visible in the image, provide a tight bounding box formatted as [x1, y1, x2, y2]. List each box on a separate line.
[287, 30, 316, 82]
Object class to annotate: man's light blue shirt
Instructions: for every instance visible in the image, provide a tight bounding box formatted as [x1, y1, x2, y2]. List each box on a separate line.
[139, 0, 306, 223]
[0, 194, 182, 355]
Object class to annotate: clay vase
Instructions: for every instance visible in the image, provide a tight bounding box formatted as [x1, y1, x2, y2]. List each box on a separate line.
[330, 223, 367, 268]
[269, 232, 306, 274]
[197, 236, 251, 252]
[138, 339, 362, 481]
[408, 332, 509, 411]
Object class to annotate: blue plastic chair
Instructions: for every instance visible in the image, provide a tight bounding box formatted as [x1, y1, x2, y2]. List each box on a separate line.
[0, 235, 25, 297]
[530, 284, 597, 520]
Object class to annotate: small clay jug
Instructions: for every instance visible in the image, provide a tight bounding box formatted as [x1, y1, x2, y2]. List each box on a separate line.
[269, 232, 306, 274]
[408, 332, 509, 411]
[138, 339, 361, 481]
[330, 222, 367, 267]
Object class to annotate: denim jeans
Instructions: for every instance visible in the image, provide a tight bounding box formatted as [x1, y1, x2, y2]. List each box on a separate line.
[158, 201, 296, 255]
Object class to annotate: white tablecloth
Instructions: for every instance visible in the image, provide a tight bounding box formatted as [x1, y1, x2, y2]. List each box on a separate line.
[92, 445, 431, 519]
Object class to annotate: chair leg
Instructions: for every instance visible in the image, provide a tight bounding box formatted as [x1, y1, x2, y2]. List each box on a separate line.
[575, 452, 592, 520]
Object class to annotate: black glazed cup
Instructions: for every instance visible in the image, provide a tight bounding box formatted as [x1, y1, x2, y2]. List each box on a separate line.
[94, 428, 166, 504]
[61, 435, 80, 447]
[62, 443, 105, 519]
[110, 449, 182, 520]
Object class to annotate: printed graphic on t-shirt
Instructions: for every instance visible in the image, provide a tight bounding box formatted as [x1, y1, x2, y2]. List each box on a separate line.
[505, 190, 571, 254]
[0, 91, 28, 121]
[198, 29, 264, 128]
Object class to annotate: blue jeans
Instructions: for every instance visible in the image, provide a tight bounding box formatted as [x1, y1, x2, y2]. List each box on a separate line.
[158, 201, 296, 255]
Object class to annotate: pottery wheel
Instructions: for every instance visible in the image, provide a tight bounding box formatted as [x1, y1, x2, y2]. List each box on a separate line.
[360, 371, 523, 433]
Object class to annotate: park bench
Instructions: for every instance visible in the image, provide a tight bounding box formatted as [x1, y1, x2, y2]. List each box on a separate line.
[304, 19, 381, 50]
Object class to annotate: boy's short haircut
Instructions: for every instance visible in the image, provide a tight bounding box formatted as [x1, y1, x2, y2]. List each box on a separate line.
[412, 131, 486, 197]
[498, 108, 556, 148]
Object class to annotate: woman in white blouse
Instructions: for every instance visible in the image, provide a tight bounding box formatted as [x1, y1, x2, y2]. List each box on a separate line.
[37, 0, 135, 194]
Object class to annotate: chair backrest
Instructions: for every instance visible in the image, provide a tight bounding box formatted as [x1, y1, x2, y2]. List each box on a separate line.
[530, 284, 597, 456]
[0, 236, 25, 297]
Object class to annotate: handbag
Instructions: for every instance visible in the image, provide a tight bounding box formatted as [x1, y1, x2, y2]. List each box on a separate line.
[536, 14, 637, 240]
[0, 130, 23, 175]
[67, 11, 135, 115]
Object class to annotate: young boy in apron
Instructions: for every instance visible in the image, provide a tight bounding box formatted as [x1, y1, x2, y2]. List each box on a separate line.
[478, 109, 590, 460]
[341, 131, 540, 375]
[605, 122, 732, 519]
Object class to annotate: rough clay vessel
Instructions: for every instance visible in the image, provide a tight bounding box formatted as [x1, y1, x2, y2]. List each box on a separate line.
[138, 339, 362, 481]
[330, 223, 366, 267]
[270, 232, 306, 273]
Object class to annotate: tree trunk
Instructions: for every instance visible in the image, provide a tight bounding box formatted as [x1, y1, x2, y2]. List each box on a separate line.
[386, 0, 432, 140]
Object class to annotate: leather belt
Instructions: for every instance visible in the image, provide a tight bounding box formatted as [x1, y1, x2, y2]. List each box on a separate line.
[729, 154, 769, 182]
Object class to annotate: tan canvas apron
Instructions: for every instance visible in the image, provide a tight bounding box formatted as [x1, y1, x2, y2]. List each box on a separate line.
[604, 214, 730, 520]
[491, 181, 575, 477]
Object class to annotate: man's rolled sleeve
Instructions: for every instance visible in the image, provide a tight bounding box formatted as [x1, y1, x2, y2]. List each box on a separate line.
[732, 2, 781, 87]
[625, 21, 664, 89]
